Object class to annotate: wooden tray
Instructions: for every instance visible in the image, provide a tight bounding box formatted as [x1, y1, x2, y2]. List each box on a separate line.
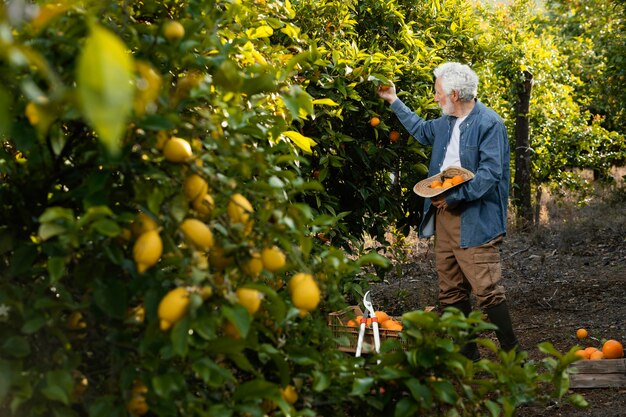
[568, 358, 626, 388]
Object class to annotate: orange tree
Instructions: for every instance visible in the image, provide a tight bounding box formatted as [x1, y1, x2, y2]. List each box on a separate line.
[1, 1, 586, 416]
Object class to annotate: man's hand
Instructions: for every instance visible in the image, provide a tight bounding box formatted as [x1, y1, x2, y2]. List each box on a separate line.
[377, 83, 398, 105]
[431, 195, 448, 210]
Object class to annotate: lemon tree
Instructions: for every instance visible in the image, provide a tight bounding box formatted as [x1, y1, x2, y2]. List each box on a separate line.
[0, 1, 597, 416]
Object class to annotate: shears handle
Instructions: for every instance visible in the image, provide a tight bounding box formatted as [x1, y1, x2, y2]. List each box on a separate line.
[355, 316, 368, 357]
[371, 318, 380, 354]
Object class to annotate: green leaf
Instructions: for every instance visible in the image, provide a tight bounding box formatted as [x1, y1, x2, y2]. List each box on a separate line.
[0, 360, 12, 402]
[170, 316, 190, 357]
[356, 252, 390, 268]
[0, 87, 11, 137]
[93, 279, 127, 319]
[2, 336, 30, 358]
[88, 396, 122, 417]
[312, 370, 330, 392]
[430, 380, 458, 405]
[91, 219, 121, 237]
[350, 377, 374, 396]
[404, 378, 432, 408]
[394, 398, 418, 417]
[41, 370, 73, 405]
[76, 23, 134, 156]
[192, 357, 236, 387]
[222, 305, 252, 338]
[47, 256, 66, 283]
[233, 379, 277, 401]
[152, 372, 185, 399]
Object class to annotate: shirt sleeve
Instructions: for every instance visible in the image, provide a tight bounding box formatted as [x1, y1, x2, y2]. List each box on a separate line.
[445, 120, 507, 205]
[390, 99, 437, 146]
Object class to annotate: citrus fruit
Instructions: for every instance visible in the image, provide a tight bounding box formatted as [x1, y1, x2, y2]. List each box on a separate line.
[236, 287, 263, 314]
[602, 339, 624, 359]
[382, 320, 403, 331]
[590, 350, 604, 360]
[227, 193, 254, 224]
[576, 328, 588, 339]
[25, 102, 40, 125]
[192, 193, 214, 217]
[158, 287, 190, 331]
[66, 311, 86, 330]
[369, 116, 380, 127]
[379, 85, 391, 92]
[163, 20, 185, 42]
[374, 311, 390, 323]
[242, 252, 263, 278]
[389, 130, 400, 142]
[127, 395, 149, 416]
[163, 137, 193, 163]
[575, 349, 590, 360]
[442, 179, 454, 188]
[133, 230, 163, 274]
[346, 319, 357, 327]
[289, 273, 320, 312]
[450, 175, 465, 185]
[223, 321, 241, 339]
[261, 246, 286, 272]
[584, 346, 598, 356]
[280, 385, 298, 405]
[183, 174, 208, 201]
[430, 180, 443, 188]
[180, 218, 214, 250]
[131, 212, 158, 236]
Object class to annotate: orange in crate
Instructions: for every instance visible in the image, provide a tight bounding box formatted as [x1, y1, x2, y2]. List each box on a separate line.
[328, 306, 406, 353]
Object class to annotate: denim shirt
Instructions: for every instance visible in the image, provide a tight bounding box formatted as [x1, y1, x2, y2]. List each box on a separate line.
[390, 99, 510, 248]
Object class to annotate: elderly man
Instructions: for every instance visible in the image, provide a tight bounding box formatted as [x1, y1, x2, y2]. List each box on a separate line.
[377, 62, 520, 360]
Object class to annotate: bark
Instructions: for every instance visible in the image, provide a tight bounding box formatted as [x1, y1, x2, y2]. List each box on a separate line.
[513, 70, 533, 225]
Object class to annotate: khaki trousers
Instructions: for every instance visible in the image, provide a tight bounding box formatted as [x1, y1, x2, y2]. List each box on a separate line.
[435, 207, 506, 309]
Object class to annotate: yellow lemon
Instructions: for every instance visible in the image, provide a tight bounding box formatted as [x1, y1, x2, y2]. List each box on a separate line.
[280, 385, 298, 405]
[236, 287, 263, 314]
[192, 250, 209, 270]
[180, 218, 214, 250]
[261, 246, 286, 272]
[242, 252, 263, 278]
[66, 311, 86, 330]
[227, 193, 254, 224]
[131, 212, 158, 237]
[192, 193, 214, 217]
[133, 230, 163, 274]
[163, 20, 185, 42]
[183, 174, 208, 201]
[289, 273, 320, 312]
[198, 286, 213, 300]
[158, 287, 190, 331]
[127, 395, 149, 416]
[163, 137, 192, 163]
[25, 102, 40, 125]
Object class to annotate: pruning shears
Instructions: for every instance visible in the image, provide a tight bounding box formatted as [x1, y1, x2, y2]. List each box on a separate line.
[355, 291, 381, 357]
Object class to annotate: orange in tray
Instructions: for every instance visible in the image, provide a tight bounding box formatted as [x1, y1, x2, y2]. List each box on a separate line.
[381, 319, 403, 331]
[450, 175, 465, 185]
[430, 180, 443, 189]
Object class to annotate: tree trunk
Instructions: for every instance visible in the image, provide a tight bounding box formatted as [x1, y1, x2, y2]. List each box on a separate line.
[513, 70, 533, 225]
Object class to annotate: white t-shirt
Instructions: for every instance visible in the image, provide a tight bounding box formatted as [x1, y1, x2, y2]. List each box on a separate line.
[440, 115, 467, 172]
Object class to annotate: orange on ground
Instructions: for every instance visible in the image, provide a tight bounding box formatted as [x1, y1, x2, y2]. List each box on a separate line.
[430, 180, 443, 189]
[374, 311, 390, 323]
[576, 328, 588, 339]
[602, 339, 624, 359]
[389, 131, 400, 142]
[450, 175, 465, 185]
[369, 117, 380, 127]
[589, 351, 604, 360]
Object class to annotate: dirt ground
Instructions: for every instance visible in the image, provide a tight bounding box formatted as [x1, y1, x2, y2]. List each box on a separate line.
[367, 184, 626, 416]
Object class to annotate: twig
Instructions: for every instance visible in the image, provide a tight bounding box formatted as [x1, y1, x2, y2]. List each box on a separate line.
[505, 246, 531, 259]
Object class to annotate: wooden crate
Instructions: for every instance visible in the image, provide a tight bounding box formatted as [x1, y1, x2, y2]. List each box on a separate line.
[568, 358, 626, 389]
[327, 305, 405, 354]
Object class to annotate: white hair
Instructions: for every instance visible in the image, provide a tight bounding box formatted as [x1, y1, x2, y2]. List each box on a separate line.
[433, 62, 478, 101]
